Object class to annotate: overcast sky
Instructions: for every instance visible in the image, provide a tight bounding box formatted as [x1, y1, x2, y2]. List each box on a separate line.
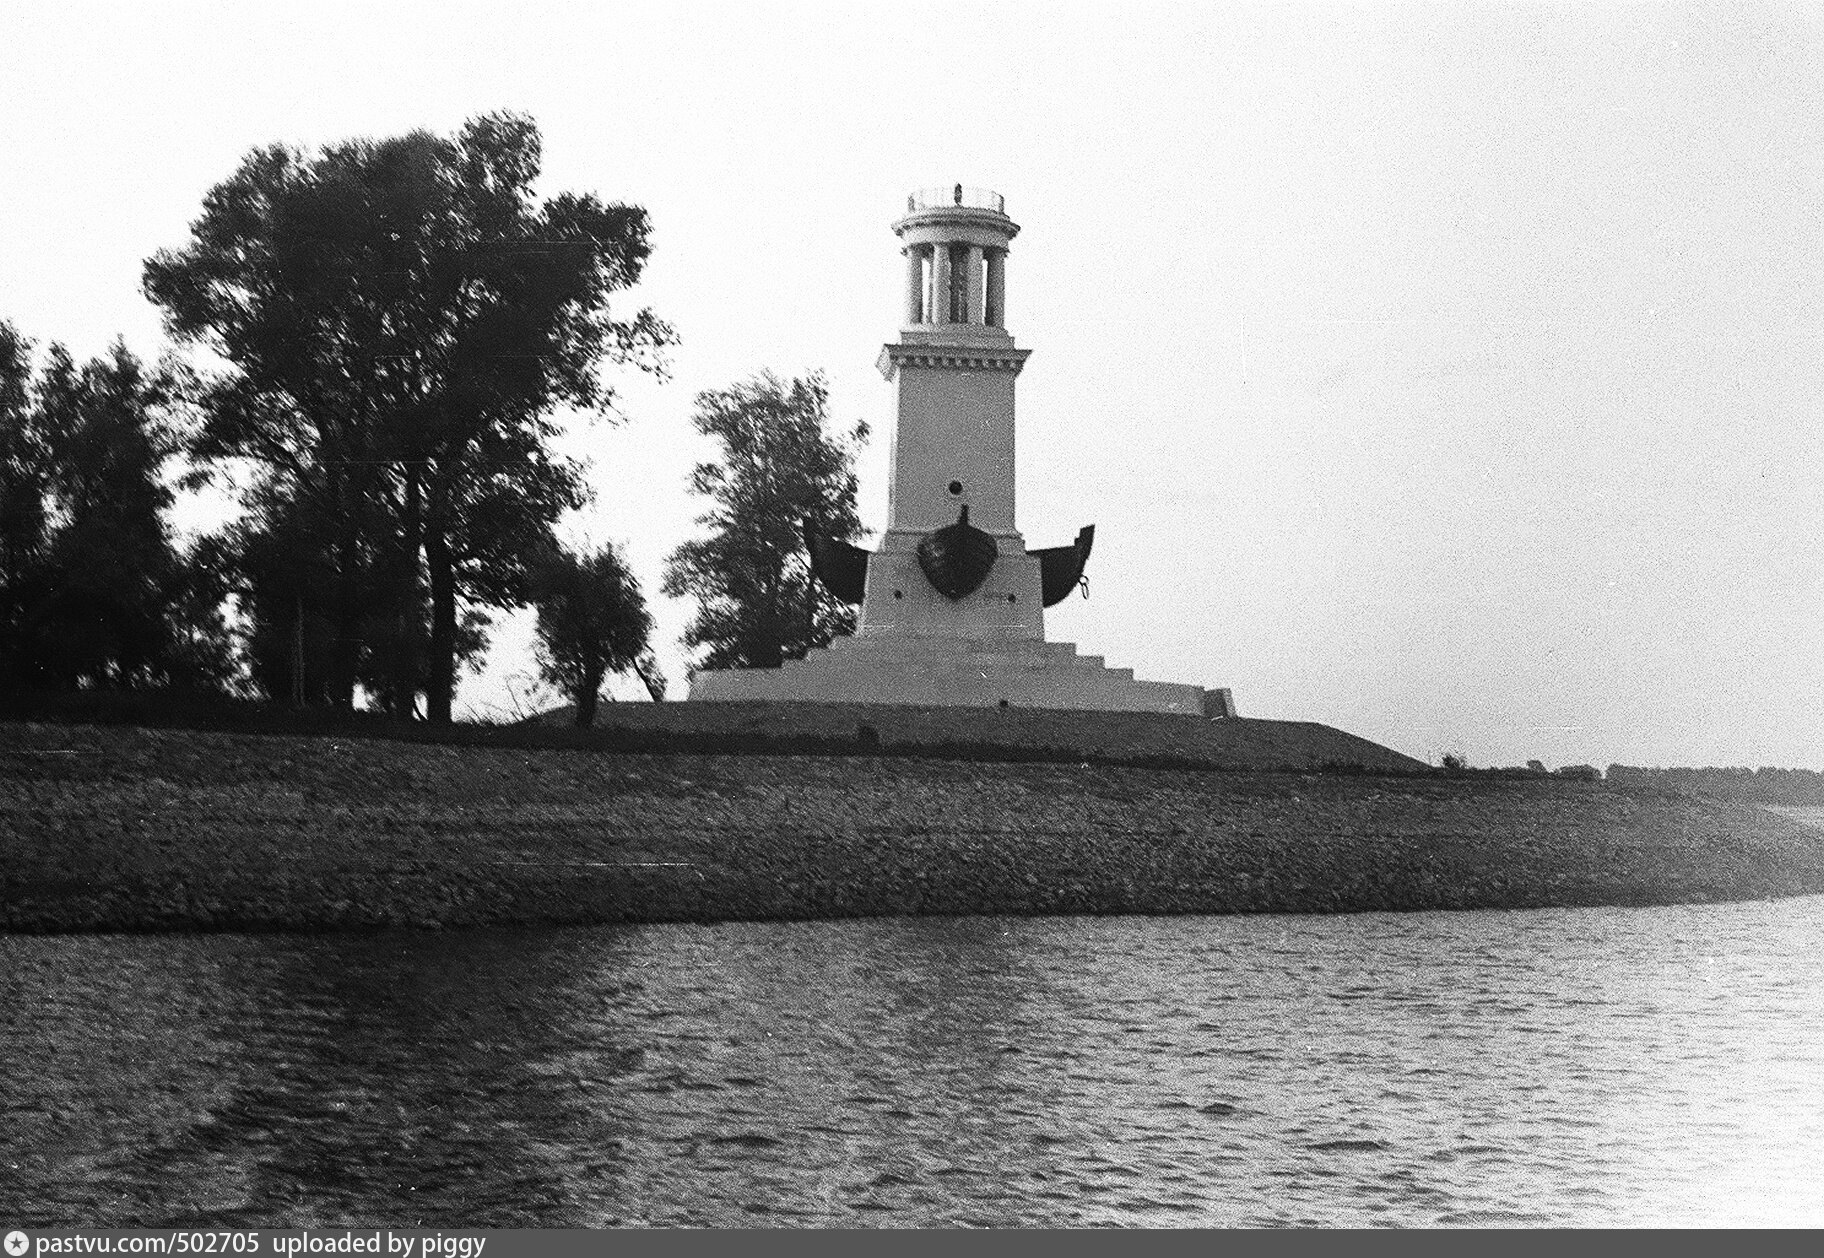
[4, 1, 1820, 768]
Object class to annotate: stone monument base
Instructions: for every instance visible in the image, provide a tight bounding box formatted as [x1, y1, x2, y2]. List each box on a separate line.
[689, 634, 1224, 716]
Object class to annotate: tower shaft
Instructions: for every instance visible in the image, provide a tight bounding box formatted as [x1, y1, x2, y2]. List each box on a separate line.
[862, 187, 1041, 641]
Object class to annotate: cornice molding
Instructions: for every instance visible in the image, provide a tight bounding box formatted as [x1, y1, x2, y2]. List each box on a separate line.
[878, 343, 1032, 380]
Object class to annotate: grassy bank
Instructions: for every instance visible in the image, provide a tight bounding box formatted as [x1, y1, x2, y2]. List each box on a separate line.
[0, 689, 1429, 774]
[3, 720, 1821, 932]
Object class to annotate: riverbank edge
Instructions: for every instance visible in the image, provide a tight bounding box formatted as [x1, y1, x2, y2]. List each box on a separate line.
[4, 720, 1822, 933]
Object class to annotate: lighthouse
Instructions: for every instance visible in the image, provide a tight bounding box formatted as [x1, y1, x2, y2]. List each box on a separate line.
[689, 186, 1226, 715]
[864, 186, 1043, 641]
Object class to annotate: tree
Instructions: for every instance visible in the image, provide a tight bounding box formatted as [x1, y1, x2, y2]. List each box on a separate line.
[632, 650, 668, 704]
[0, 332, 234, 694]
[531, 541, 653, 729]
[159, 531, 241, 696]
[143, 112, 672, 721]
[32, 342, 183, 687]
[0, 321, 52, 688]
[662, 371, 867, 671]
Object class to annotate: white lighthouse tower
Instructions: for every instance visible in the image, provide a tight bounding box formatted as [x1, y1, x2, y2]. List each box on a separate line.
[862, 187, 1041, 642]
[689, 186, 1223, 715]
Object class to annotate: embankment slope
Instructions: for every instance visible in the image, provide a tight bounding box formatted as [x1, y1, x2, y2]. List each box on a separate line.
[3, 721, 1820, 932]
[534, 701, 1431, 774]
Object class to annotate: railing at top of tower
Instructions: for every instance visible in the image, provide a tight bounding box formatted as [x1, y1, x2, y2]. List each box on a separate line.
[907, 186, 1006, 214]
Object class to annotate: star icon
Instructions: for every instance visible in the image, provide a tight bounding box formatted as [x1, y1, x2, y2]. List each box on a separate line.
[4, 1231, 29, 1257]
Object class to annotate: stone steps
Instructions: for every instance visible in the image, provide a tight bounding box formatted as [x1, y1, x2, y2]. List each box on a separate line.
[692, 633, 1207, 715]
[784, 647, 1133, 681]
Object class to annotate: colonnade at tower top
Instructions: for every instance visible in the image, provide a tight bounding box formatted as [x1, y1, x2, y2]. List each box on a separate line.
[894, 185, 1019, 334]
[902, 238, 1007, 327]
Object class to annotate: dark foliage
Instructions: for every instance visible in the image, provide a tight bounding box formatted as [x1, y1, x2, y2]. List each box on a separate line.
[531, 540, 654, 728]
[0, 328, 234, 694]
[143, 112, 672, 720]
[662, 371, 867, 672]
[1607, 764, 1824, 804]
[0, 321, 50, 685]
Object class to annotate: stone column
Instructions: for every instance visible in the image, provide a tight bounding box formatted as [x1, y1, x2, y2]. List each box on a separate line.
[965, 246, 985, 324]
[904, 246, 925, 323]
[931, 242, 953, 324]
[986, 249, 1006, 328]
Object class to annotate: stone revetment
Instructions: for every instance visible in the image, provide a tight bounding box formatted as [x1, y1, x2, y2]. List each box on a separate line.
[690, 185, 1235, 716]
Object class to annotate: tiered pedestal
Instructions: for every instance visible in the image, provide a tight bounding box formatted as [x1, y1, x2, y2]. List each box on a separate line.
[688, 633, 1210, 715]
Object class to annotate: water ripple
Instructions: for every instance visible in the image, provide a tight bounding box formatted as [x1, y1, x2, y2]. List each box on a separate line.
[4, 898, 1824, 1226]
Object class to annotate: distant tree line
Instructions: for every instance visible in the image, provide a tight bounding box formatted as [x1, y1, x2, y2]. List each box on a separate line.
[1434, 761, 1824, 795]
[1, 112, 868, 727]
[1605, 765, 1824, 805]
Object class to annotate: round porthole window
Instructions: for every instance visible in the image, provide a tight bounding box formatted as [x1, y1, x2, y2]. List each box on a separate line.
[947, 480, 964, 496]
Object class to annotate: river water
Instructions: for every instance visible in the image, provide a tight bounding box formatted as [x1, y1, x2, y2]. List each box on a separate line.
[4, 898, 1822, 1228]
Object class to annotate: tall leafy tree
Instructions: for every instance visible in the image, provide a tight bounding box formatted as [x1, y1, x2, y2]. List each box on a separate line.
[662, 371, 868, 671]
[143, 112, 672, 721]
[0, 334, 232, 693]
[531, 540, 653, 728]
[33, 343, 184, 687]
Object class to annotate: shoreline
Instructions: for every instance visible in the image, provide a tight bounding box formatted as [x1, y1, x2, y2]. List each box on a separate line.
[5, 720, 1823, 933]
